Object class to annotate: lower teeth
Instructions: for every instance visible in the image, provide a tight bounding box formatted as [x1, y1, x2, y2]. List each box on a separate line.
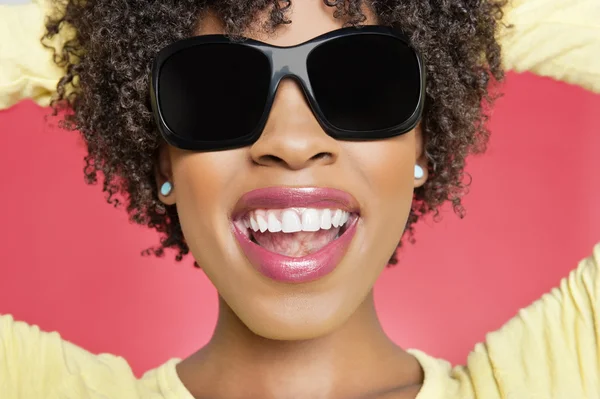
[249, 224, 347, 256]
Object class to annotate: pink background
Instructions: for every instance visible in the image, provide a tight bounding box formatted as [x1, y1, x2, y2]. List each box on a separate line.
[0, 72, 599, 374]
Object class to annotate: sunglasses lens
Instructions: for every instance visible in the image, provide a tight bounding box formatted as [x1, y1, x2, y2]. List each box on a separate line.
[158, 43, 271, 143]
[307, 34, 421, 133]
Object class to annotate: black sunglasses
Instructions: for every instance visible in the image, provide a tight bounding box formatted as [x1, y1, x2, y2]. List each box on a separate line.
[150, 25, 426, 152]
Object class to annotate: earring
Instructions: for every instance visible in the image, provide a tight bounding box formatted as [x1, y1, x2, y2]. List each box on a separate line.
[414, 165, 424, 179]
[160, 181, 173, 196]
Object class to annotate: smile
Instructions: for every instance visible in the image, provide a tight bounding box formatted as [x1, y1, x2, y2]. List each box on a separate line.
[231, 187, 360, 283]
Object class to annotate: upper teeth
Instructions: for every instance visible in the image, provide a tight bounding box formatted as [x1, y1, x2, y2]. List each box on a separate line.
[244, 208, 350, 233]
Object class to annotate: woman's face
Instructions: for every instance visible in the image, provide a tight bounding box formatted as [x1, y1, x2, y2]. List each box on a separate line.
[158, 1, 427, 340]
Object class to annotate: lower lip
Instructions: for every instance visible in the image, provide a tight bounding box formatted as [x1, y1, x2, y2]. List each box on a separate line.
[232, 218, 358, 283]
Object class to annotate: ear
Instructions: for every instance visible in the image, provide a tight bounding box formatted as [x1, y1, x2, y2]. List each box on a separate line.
[414, 124, 428, 188]
[155, 145, 176, 205]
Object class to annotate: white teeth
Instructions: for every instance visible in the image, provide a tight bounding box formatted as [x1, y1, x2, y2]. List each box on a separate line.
[281, 210, 303, 233]
[320, 209, 332, 229]
[341, 211, 349, 225]
[250, 216, 259, 232]
[331, 209, 343, 228]
[256, 214, 268, 233]
[244, 208, 352, 234]
[267, 212, 282, 232]
[301, 208, 321, 232]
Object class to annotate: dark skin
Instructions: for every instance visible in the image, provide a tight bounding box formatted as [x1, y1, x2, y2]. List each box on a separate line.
[177, 295, 424, 399]
[157, 2, 428, 398]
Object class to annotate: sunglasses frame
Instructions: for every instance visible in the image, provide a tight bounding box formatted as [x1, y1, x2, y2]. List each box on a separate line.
[150, 25, 426, 152]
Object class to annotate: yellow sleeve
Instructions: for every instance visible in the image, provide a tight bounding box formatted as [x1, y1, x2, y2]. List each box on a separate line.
[500, 0, 600, 93]
[0, 1, 65, 110]
[450, 243, 600, 398]
[0, 314, 142, 398]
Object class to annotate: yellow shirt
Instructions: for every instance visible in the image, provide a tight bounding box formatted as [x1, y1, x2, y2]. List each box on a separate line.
[1, 244, 599, 399]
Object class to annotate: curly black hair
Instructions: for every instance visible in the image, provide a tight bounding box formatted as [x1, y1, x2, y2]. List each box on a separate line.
[43, 0, 506, 265]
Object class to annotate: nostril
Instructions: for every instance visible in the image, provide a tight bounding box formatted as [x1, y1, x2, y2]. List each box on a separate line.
[310, 152, 333, 162]
[253, 154, 284, 166]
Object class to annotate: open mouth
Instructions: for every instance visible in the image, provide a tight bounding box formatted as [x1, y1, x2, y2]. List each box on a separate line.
[233, 208, 360, 258]
[230, 187, 361, 283]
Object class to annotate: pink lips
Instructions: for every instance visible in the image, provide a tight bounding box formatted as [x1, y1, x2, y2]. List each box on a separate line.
[231, 187, 360, 283]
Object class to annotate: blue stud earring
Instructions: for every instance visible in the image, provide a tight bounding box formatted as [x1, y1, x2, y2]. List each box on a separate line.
[160, 181, 173, 197]
[414, 165, 424, 179]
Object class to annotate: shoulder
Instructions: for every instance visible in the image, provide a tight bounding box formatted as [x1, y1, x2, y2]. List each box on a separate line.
[406, 243, 600, 399]
[0, 314, 178, 398]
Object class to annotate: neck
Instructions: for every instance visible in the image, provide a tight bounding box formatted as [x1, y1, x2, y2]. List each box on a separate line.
[177, 291, 423, 398]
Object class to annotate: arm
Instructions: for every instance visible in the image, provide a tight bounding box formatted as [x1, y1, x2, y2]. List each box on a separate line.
[452, 243, 600, 398]
[499, 0, 600, 93]
[0, 1, 65, 110]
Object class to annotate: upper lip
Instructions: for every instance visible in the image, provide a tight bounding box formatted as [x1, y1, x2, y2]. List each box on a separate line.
[231, 187, 361, 220]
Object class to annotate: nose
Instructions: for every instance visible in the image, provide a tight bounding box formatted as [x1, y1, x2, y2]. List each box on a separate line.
[248, 79, 339, 170]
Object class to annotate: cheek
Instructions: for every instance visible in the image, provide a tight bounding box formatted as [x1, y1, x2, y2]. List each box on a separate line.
[169, 149, 244, 257]
[344, 135, 416, 253]
[346, 135, 416, 207]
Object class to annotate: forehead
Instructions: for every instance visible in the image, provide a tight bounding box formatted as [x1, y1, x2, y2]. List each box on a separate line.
[195, 0, 378, 46]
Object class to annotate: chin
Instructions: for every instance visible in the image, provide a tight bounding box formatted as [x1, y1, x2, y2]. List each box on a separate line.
[243, 311, 345, 341]
[229, 283, 365, 341]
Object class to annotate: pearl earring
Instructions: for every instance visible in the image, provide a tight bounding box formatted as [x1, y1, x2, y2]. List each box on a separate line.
[160, 181, 173, 196]
[414, 165, 424, 179]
